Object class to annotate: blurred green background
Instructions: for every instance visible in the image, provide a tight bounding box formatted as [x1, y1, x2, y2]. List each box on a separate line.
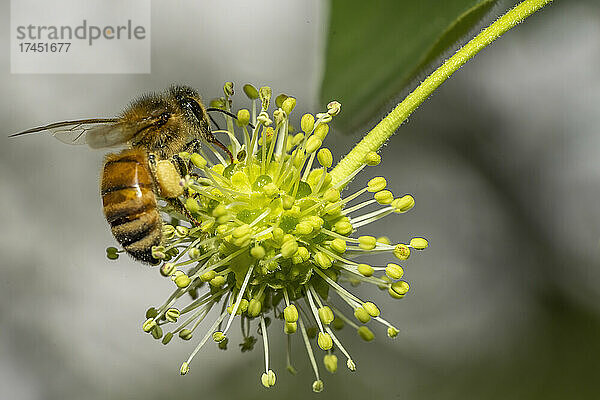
[1, 1, 599, 399]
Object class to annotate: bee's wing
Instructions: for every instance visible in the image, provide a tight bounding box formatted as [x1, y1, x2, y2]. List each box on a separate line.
[85, 121, 142, 149]
[10, 118, 151, 149]
[10, 119, 119, 145]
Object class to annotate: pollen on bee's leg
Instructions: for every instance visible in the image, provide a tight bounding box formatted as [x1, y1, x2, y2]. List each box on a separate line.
[155, 160, 184, 198]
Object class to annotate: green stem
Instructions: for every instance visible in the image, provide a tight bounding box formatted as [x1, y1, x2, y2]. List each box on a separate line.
[330, 0, 553, 186]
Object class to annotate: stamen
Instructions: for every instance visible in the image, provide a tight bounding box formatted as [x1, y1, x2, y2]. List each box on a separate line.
[329, 305, 359, 330]
[333, 164, 367, 189]
[266, 126, 278, 167]
[211, 129, 241, 153]
[189, 247, 245, 280]
[260, 315, 271, 374]
[338, 269, 390, 286]
[188, 303, 214, 333]
[301, 152, 317, 181]
[181, 310, 228, 374]
[323, 187, 369, 214]
[308, 286, 325, 308]
[206, 142, 227, 166]
[305, 287, 325, 333]
[298, 314, 321, 386]
[286, 335, 297, 374]
[261, 127, 267, 174]
[313, 244, 358, 266]
[238, 125, 249, 152]
[249, 209, 271, 228]
[263, 253, 283, 265]
[325, 326, 356, 371]
[372, 315, 397, 330]
[312, 268, 363, 307]
[222, 265, 254, 333]
[319, 228, 354, 241]
[196, 147, 216, 168]
[313, 167, 328, 194]
[180, 290, 223, 314]
[247, 123, 261, 161]
[274, 118, 288, 157]
[254, 226, 274, 239]
[343, 199, 377, 215]
[351, 206, 394, 227]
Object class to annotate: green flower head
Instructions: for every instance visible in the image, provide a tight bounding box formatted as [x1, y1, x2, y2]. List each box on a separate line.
[128, 82, 427, 391]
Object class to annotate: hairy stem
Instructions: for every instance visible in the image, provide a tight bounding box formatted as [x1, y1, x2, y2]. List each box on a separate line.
[330, 0, 553, 186]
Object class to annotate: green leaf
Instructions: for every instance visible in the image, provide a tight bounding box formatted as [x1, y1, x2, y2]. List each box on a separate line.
[321, 0, 498, 133]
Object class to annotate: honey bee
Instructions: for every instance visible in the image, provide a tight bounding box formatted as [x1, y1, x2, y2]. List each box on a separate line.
[11, 85, 233, 264]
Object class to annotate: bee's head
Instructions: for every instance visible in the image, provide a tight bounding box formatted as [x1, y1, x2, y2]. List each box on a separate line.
[170, 85, 210, 131]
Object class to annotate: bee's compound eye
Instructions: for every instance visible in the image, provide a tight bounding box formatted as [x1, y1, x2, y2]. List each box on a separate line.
[182, 98, 206, 123]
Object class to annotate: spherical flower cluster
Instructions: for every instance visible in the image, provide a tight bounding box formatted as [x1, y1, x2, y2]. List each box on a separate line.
[114, 83, 428, 392]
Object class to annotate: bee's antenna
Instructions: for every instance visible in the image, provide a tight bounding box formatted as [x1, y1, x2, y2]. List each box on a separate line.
[206, 108, 256, 130]
[208, 114, 221, 131]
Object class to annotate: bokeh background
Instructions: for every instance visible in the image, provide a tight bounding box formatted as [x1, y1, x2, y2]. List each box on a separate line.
[1, 1, 599, 399]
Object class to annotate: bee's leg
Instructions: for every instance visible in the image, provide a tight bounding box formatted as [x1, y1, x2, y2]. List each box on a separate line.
[147, 152, 157, 172]
[169, 153, 202, 225]
[149, 152, 200, 227]
[173, 139, 201, 175]
[184, 138, 201, 154]
[172, 153, 189, 177]
[166, 198, 201, 227]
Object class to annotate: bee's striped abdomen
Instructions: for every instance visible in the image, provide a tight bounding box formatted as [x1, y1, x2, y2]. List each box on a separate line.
[101, 149, 162, 264]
